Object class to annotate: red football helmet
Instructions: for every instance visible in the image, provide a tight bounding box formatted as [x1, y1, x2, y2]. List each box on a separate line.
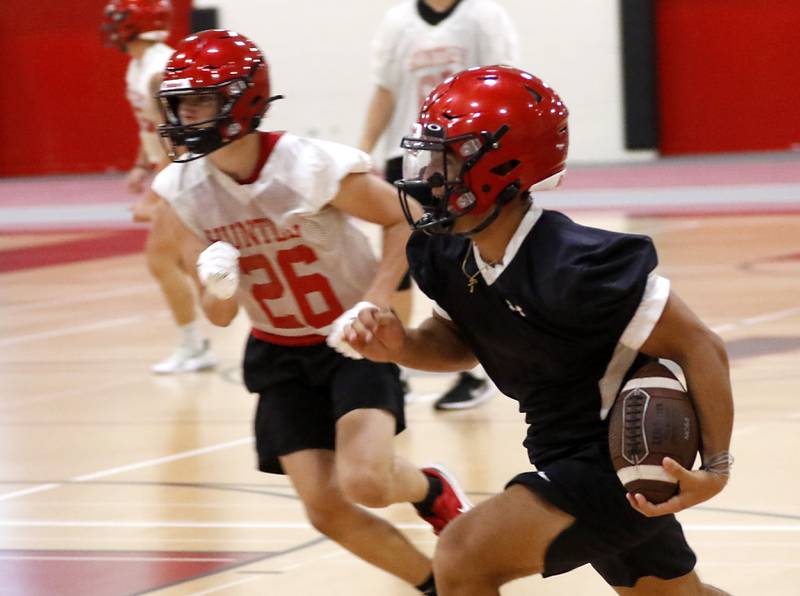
[157, 30, 282, 162]
[397, 65, 569, 235]
[101, 0, 173, 51]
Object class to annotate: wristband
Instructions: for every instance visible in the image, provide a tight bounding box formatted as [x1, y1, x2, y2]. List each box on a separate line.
[699, 451, 734, 476]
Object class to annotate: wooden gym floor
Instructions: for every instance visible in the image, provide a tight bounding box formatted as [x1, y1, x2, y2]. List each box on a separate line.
[1, 155, 799, 595]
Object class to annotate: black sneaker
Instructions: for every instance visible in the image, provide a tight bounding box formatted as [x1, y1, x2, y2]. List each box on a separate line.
[433, 372, 493, 411]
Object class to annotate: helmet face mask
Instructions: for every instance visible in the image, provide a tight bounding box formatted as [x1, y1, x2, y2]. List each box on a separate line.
[396, 66, 569, 237]
[156, 30, 281, 163]
[398, 123, 486, 235]
[159, 83, 246, 162]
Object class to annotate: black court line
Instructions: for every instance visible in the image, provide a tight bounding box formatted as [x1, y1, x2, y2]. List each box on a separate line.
[0, 479, 798, 523]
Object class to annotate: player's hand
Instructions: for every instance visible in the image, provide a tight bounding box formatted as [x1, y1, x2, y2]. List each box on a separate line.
[197, 241, 241, 300]
[126, 166, 150, 194]
[129, 192, 160, 223]
[339, 306, 406, 362]
[326, 301, 381, 359]
[626, 457, 729, 517]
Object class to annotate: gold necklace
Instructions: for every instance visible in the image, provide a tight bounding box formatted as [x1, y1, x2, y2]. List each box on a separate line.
[460, 245, 497, 294]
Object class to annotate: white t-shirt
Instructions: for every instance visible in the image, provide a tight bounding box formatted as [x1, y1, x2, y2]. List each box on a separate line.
[152, 133, 380, 340]
[126, 42, 173, 164]
[372, 0, 519, 161]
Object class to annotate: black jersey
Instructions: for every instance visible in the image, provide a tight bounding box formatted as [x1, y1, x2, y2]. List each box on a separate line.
[408, 207, 660, 468]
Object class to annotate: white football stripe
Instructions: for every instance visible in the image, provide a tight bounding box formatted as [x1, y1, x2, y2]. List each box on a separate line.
[617, 465, 677, 485]
[621, 377, 685, 393]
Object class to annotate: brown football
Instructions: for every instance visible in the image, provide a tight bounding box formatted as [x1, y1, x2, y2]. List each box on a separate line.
[608, 361, 699, 504]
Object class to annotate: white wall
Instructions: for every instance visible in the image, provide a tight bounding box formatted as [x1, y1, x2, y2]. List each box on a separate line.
[193, 0, 652, 164]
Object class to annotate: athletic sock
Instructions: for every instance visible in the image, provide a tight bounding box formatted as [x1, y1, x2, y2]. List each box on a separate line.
[416, 573, 437, 595]
[179, 321, 203, 351]
[413, 473, 442, 514]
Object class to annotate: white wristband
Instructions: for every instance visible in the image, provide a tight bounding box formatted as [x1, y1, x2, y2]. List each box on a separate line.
[326, 301, 378, 360]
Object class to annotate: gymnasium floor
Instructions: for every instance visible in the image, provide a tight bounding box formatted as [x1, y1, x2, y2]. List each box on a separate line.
[1, 153, 799, 595]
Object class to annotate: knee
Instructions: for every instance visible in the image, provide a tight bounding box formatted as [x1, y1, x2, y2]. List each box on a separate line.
[303, 499, 350, 538]
[434, 524, 480, 587]
[434, 518, 541, 591]
[338, 467, 392, 508]
[145, 238, 179, 279]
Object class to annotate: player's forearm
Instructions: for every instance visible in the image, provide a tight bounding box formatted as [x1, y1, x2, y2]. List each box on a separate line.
[358, 86, 394, 153]
[397, 317, 478, 372]
[200, 292, 239, 327]
[361, 220, 411, 308]
[676, 330, 734, 460]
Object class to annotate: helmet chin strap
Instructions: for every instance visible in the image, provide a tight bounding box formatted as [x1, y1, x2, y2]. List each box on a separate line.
[458, 181, 521, 237]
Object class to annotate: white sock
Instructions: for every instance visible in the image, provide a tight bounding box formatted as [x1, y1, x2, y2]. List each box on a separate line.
[179, 322, 203, 351]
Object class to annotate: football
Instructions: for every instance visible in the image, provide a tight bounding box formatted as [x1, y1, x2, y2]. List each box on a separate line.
[608, 361, 699, 504]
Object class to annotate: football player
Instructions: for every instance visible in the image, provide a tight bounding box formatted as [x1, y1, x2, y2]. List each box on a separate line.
[149, 30, 471, 595]
[359, 0, 520, 410]
[343, 66, 734, 595]
[103, 0, 216, 374]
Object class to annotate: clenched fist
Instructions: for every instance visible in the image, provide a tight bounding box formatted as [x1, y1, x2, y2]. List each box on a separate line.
[197, 241, 241, 300]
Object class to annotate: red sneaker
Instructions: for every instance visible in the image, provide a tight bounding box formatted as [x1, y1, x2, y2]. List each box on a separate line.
[416, 464, 472, 535]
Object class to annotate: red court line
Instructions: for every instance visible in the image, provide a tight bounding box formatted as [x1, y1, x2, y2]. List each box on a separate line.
[0, 229, 147, 273]
[0, 549, 270, 596]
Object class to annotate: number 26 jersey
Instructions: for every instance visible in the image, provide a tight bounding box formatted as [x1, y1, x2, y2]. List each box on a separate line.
[152, 132, 379, 341]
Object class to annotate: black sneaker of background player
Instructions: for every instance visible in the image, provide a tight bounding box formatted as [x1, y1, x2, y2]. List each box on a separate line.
[433, 372, 494, 411]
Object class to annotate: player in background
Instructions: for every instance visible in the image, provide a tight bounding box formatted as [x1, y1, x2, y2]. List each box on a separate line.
[343, 66, 733, 595]
[150, 30, 470, 595]
[359, 0, 518, 410]
[102, 0, 216, 374]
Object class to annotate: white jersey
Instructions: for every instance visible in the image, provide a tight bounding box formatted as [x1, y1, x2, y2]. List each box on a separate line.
[126, 42, 173, 164]
[372, 0, 518, 161]
[152, 133, 380, 342]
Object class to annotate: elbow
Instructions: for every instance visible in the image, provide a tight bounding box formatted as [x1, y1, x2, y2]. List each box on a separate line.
[680, 326, 729, 372]
[207, 311, 236, 327]
[204, 302, 238, 327]
[706, 328, 729, 370]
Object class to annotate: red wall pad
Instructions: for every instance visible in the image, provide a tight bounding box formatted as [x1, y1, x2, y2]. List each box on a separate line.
[0, 0, 190, 177]
[656, 0, 800, 155]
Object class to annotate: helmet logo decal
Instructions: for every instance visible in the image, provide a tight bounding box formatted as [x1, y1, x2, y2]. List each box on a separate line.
[459, 139, 482, 156]
[455, 193, 476, 211]
[228, 80, 247, 96]
[160, 78, 193, 91]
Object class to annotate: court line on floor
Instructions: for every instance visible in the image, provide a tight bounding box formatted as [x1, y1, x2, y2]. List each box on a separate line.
[711, 306, 800, 336]
[0, 283, 156, 317]
[0, 314, 156, 348]
[0, 520, 797, 532]
[0, 555, 240, 562]
[0, 378, 139, 412]
[187, 575, 263, 596]
[0, 436, 254, 503]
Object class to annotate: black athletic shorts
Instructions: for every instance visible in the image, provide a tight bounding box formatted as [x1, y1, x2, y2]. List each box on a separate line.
[243, 333, 405, 474]
[507, 444, 696, 588]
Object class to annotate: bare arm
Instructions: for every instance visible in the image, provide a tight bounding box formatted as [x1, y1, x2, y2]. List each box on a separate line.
[150, 199, 239, 326]
[127, 73, 167, 193]
[629, 290, 733, 516]
[358, 86, 395, 154]
[329, 171, 420, 308]
[640, 291, 733, 460]
[344, 308, 478, 372]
